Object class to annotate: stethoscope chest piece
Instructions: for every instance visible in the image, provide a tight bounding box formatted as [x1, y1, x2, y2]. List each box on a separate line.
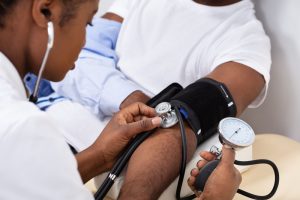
[155, 102, 178, 128]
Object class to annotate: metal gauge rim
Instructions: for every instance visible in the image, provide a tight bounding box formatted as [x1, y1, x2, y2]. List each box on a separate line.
[218, 117, 255, 148]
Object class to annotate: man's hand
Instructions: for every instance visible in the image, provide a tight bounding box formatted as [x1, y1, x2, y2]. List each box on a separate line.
[188, 146, 242, 200]
[76, 102, 161, 183]
[102, 12, 124, 23]
[120, 90, 150, 109]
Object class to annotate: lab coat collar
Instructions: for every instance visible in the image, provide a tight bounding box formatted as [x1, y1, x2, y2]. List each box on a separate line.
[0, 52, 27, 100]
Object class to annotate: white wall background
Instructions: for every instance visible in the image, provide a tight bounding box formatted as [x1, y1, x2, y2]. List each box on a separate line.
[97, 0, 300, 141]
[242, 0, 300, 142]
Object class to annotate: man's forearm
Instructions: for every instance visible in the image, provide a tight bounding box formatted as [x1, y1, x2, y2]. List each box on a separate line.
[119, 124, 197, 200]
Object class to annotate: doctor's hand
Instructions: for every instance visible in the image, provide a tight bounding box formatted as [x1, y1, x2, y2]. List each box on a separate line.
[95, 102, 161, 168]
[188, 146, 242, 200]
[76, 102, 161, 183]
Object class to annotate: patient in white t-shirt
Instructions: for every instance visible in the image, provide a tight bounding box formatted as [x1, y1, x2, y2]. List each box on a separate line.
[53, 0, 271, 199]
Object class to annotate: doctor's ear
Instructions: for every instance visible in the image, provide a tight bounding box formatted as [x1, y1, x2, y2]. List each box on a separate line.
[31, 0, 59, 28]
[41, 7, 52, 19]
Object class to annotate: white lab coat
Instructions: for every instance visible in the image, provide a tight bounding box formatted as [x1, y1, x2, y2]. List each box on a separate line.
[0, 52, 94, 199]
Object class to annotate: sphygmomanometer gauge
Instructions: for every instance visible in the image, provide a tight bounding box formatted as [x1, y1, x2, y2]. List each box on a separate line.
[218, 117, 255, 149]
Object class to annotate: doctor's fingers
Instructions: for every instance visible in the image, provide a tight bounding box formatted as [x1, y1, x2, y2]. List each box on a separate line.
[188, 158, 209, 189]
[188, 167, 202, 193]
[199, 151, 216, 163]
[219, 145, 236, 167]
[188, 152, 217, 189]
[187, 174, 197, 191]
[119, 117, 162, 138]
[118, 102, 157, 123]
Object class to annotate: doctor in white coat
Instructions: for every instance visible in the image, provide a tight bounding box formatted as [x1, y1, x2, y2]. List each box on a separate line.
[0, 0, 162, 199]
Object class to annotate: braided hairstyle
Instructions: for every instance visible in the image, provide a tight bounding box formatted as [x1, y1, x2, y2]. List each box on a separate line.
[0, 0, 88, 28]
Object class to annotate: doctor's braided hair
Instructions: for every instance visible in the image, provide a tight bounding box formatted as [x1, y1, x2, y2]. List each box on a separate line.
[0, 0, 88, 28]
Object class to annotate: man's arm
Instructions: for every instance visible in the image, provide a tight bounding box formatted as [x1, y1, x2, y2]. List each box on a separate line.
[118, 63, 265, 200]
[206, 61, 265, 116]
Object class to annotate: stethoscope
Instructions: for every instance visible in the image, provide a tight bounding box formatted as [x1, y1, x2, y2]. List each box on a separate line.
[29, 21, 54, 103]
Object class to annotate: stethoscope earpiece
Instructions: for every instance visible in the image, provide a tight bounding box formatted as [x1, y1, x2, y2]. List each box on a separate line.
[47, 21, 54, 49]
[29, 21, 55, 103]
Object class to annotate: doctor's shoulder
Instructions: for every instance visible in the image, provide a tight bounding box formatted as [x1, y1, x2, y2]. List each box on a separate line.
[0, 99, 67, 144]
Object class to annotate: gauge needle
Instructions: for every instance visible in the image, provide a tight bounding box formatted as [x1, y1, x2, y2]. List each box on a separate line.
[230, 128, 241, 139]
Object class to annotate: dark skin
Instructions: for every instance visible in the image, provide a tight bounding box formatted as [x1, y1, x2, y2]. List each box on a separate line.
[193, 0, 241, 6]
[188, 146, 242, 200]
[77, 102, 162, 182]
[0, 1, 248, 199]
[102, 0, 265, 199]
[0, 0, 163, 186]
[0, 0, 97, 81]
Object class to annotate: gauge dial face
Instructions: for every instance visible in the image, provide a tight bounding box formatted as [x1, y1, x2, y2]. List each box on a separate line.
[218, 117, 255, 148]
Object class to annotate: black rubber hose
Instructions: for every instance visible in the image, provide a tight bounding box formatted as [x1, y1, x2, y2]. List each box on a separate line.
[94, 129, 155, 200]
[174, 107, 188, 200]
[194, 159, 280, 200]
[234, 159, 280, 200]
[95, 83, 183, 200]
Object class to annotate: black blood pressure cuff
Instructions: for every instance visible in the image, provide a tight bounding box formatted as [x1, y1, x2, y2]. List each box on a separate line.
[170, 78, 237, 145]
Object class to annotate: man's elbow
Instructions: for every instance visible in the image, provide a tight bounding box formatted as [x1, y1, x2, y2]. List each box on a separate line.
[207, 62, 266, 116]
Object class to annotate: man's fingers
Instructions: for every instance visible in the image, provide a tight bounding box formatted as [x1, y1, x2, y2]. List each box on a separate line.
[124, 117, 161, 138]
[220, 145, 236, 166]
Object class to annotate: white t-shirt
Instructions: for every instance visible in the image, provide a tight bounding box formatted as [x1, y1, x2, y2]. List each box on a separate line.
[0, 53, 93, 199]
[47, 0, 271, 150]
[109, 0, 271, 107]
